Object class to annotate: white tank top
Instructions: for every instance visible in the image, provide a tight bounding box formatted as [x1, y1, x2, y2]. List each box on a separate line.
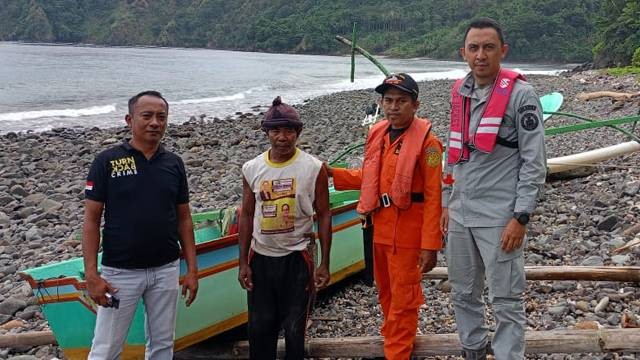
[242, 148, 322, 256]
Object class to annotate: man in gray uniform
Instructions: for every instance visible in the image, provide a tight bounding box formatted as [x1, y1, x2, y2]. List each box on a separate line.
[440, 18, 546, 360]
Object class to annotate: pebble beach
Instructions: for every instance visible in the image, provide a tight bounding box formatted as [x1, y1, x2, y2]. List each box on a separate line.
[0, 71, 639, 359]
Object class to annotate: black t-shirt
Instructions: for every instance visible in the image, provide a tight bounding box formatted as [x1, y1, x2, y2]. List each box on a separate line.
[85, 141, 189, 269]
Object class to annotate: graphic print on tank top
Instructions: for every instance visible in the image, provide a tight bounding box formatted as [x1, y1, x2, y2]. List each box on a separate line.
[259, 178, 297, 234]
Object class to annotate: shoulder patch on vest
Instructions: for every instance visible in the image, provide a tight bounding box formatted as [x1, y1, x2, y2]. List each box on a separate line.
[425, 147, 441, 167]
[521, 112, 539, 131]
[518, 104, 537, 114]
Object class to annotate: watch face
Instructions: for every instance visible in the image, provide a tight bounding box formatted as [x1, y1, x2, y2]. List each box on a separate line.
[518, 213, 530, 225]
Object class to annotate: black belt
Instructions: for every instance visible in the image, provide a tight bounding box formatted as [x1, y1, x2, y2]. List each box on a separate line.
[380, 192, 424, 207]
[496, 136, 518, 149]
[466, 136, 518, 152]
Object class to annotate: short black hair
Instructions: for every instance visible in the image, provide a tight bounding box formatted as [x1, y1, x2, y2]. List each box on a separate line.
[463, 17, 505, 45]
[128, 90, 169, 115]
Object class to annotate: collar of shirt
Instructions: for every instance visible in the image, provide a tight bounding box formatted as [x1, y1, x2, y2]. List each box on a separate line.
[120, 139, 166, 160]
[459, 73, 492, 101]
[387, 126, 407, 144]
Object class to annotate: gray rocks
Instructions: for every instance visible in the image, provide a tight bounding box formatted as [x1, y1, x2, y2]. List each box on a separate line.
[622, 181, 639, 196]
[0, 195, 14, 207]
[39, 198, 63, 213]
[552, 281, 576, 292]
[611, 254, 630, 265]
[552, 226, 569, 239]
[16, 305, 39, 321]
[22, 194, 46, 207]
[0, 297, 27, 316]
[594, 296, 610, 313]
[606, 313, 621, 326]
[101, 137, 118, 145]
[0, 212, 9, 226]
[548, 303, 568, 317]
[7, 356, 37, 360]
[581, 255, 604, 266]
[575, 301, 590, 312]
[0, 265, 17, 276]
[18, 207, 36, 219]
[9, 185, 29, 198]
[23, 227, 41, 242]
[597, 215, 619, 231]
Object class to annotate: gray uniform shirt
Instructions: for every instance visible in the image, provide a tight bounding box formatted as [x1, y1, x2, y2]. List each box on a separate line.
[442, 73, 547, 227]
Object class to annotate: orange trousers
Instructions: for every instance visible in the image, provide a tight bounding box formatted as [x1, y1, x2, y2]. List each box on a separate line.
[374, 244, 424, 360]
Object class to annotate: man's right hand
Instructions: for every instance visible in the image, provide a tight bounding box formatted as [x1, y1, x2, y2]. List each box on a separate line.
[238, 264, 253, 291]
[440, 207, 449, 234]
[86, 274, 117, 307]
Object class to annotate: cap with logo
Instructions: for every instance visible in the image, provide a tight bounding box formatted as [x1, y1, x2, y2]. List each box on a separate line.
[374, 73, 419, 99]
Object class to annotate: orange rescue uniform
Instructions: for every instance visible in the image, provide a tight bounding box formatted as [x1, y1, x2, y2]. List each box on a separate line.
[333, 118, 443, 360]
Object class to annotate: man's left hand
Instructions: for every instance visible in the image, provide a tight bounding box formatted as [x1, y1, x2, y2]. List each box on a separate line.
[419, 250, 437, 273]
[314, 264, 330, 290]
[501, 218, 526, 252]
[182, 271, 199, 307]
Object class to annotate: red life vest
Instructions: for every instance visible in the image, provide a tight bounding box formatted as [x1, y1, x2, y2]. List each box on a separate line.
[448, 68, 525, 165]
[358, 117, 432, 214]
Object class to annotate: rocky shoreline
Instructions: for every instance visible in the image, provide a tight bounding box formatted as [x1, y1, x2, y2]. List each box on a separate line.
[0, 72, 639, 359]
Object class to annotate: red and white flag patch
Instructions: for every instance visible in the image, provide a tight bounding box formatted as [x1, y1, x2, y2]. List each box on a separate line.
[85, 181, 94, 191]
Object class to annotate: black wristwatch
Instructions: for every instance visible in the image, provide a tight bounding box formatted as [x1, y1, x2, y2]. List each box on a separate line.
[514, 212, 530, 225]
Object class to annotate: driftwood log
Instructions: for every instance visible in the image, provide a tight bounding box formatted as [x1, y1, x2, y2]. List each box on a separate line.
[223, 329, 640, 358]
[0, 330, 56, 348]
[423, 266, 640, 282]
[577, 91, 640, 102]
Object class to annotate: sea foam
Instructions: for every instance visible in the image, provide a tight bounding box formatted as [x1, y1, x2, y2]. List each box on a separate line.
[0, 104, 116, 122]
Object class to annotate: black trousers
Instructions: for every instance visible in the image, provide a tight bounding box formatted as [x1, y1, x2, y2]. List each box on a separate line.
[248, 251, 313, 360]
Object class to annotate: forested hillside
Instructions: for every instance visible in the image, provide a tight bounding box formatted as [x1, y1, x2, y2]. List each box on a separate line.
[0, 0, 637, 64]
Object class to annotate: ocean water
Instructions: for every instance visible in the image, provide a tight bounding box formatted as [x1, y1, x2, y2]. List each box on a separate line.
[0, 42, 570, 133]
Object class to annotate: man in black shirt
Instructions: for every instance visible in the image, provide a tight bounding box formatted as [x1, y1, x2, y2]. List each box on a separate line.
[83, 91, 198, 360]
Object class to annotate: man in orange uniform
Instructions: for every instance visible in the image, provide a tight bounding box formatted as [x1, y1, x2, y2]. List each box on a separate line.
[325, 73, 443, 359]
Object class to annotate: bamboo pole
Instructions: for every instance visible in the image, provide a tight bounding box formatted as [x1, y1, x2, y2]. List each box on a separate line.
[335, 35, 390, 76]
[224, 329, 640, 358]
[350, 22, 356, 83]
[0, 331, 56, 348]
[423, 266, 640, 282]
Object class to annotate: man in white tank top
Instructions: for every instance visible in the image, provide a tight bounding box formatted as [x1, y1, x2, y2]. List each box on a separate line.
[238, 96, 331, 360]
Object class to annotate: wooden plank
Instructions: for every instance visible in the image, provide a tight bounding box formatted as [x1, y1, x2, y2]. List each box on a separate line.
[0, 331, 57, 348]
[225, 329, 640, 358]
[423, 266, 640, 282]
[576, 91, 640, 101]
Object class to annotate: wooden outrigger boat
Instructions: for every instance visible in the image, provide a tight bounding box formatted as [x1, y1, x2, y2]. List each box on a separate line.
[18, 188, 365, 359]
